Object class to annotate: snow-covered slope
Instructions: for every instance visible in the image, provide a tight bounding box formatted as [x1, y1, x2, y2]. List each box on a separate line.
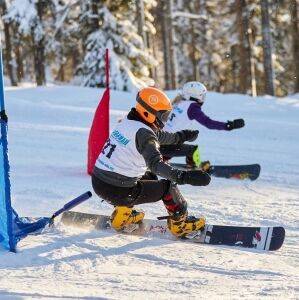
[0, 86, 298, 299]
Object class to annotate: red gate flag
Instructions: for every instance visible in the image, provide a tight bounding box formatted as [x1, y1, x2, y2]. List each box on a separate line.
[87, 49, 110, 175]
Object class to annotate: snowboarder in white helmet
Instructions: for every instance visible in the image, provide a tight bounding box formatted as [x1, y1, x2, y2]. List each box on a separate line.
[181, 81, 207, 104]
[92, 87, 211, 238]
[161, 81, 245, 169]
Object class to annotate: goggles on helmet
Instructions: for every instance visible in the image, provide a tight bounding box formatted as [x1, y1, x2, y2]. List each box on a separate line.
[190, 93, 206, 104]
[156, 110, 171, 128]
[136, 94, 171, 128]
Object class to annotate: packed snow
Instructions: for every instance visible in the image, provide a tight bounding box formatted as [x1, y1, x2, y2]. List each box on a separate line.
[0, 86, 298, 299]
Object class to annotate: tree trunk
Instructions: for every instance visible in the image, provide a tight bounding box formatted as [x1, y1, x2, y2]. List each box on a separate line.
[148, 33, 158, 82]
[136, 0, 147, 48]
[161, 0, 171, 89]
[190, 21, 199, 81]
[189, 1, 200, 81]
[248, 27, 257, 96]
[55, 41, 65, 82]
[14, 33, 24, 82]
[236, 0, 251, 94]
[0, 0, 17, 86]
[72, 47, 80, 77]
[290, 0, 299, 92]
[198, 0, 208, 82]
[56, 64, 65, 82]
[32, 0, 46, 86]
[166, 0, 177, 89]
[260, 0, 275, 95]
[49, 2, 65, 83]
[231, 45, 238, 91]
[90, 0, 99, 31]
[136, 0, 155, 79]
[33, 37, 46, 86]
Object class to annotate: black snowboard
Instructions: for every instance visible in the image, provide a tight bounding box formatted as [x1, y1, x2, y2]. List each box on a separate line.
[61, 211, 285, 251]
[170, 163, 261, 181]
[203, 225, 285, 251]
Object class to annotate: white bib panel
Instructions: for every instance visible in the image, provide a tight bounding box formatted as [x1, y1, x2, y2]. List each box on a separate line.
[95, 118, 153, 178]
[164, 100, 195, 132]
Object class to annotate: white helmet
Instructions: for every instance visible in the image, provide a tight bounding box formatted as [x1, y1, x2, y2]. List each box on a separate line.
[181, 81, 207, 103]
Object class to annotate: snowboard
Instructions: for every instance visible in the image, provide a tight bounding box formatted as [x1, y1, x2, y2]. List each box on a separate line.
[61, 211, 285, 251]
[170, 163, 261, 181]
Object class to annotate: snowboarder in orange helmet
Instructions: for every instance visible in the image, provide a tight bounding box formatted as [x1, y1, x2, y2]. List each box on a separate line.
[92, 86, 210, 237]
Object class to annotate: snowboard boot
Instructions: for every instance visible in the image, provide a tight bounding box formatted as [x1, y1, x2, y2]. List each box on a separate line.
[186, 146, 201, 168]
[167, 212, 206, 237]
[162, 183, 205, 237]
[200, 160, 211, 172]
[110, 206, 144, 231]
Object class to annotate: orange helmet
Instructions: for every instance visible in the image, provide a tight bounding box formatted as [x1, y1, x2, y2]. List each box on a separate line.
[136, 87, 172, 128]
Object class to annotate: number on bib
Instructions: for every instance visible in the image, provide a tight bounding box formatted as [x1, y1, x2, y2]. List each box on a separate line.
[169, 113, 176, 121]
[102, 139, 116, 159]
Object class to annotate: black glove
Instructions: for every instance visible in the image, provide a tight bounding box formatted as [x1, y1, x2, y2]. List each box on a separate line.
[176, 170, 211, 186]
[177, 130, 199, 143]
[226, 119, 245, 131]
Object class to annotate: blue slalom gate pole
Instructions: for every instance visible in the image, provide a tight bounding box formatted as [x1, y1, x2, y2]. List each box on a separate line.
[50, 191, 92, 221]
[0, 48, 16, 251]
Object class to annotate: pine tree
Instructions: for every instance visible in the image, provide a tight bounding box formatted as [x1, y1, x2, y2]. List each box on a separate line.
[5, 0, 49, 85]
[48, 0, 83, 82]
[79, 2, 157, 91]
[172, 0, 195, 85]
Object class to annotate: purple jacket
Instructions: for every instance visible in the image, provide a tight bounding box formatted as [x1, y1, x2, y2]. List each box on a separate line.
[187, 102, 228, 130]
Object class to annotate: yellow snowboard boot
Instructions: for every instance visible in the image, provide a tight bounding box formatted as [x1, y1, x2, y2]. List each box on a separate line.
[167, 212, 205, 237]
[110, 206, 145, 230]
[201, 160, 211, 172]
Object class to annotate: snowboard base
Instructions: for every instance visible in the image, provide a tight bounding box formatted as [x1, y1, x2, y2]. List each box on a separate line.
[61, 211, 285, 251]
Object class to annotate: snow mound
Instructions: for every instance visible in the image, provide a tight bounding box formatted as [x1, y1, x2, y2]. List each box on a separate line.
[0, 86, 298, 299]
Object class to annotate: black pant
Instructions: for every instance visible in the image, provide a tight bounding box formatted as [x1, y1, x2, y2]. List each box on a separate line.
[92, 174, 170, 207]
[160, 144, 197, 159]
